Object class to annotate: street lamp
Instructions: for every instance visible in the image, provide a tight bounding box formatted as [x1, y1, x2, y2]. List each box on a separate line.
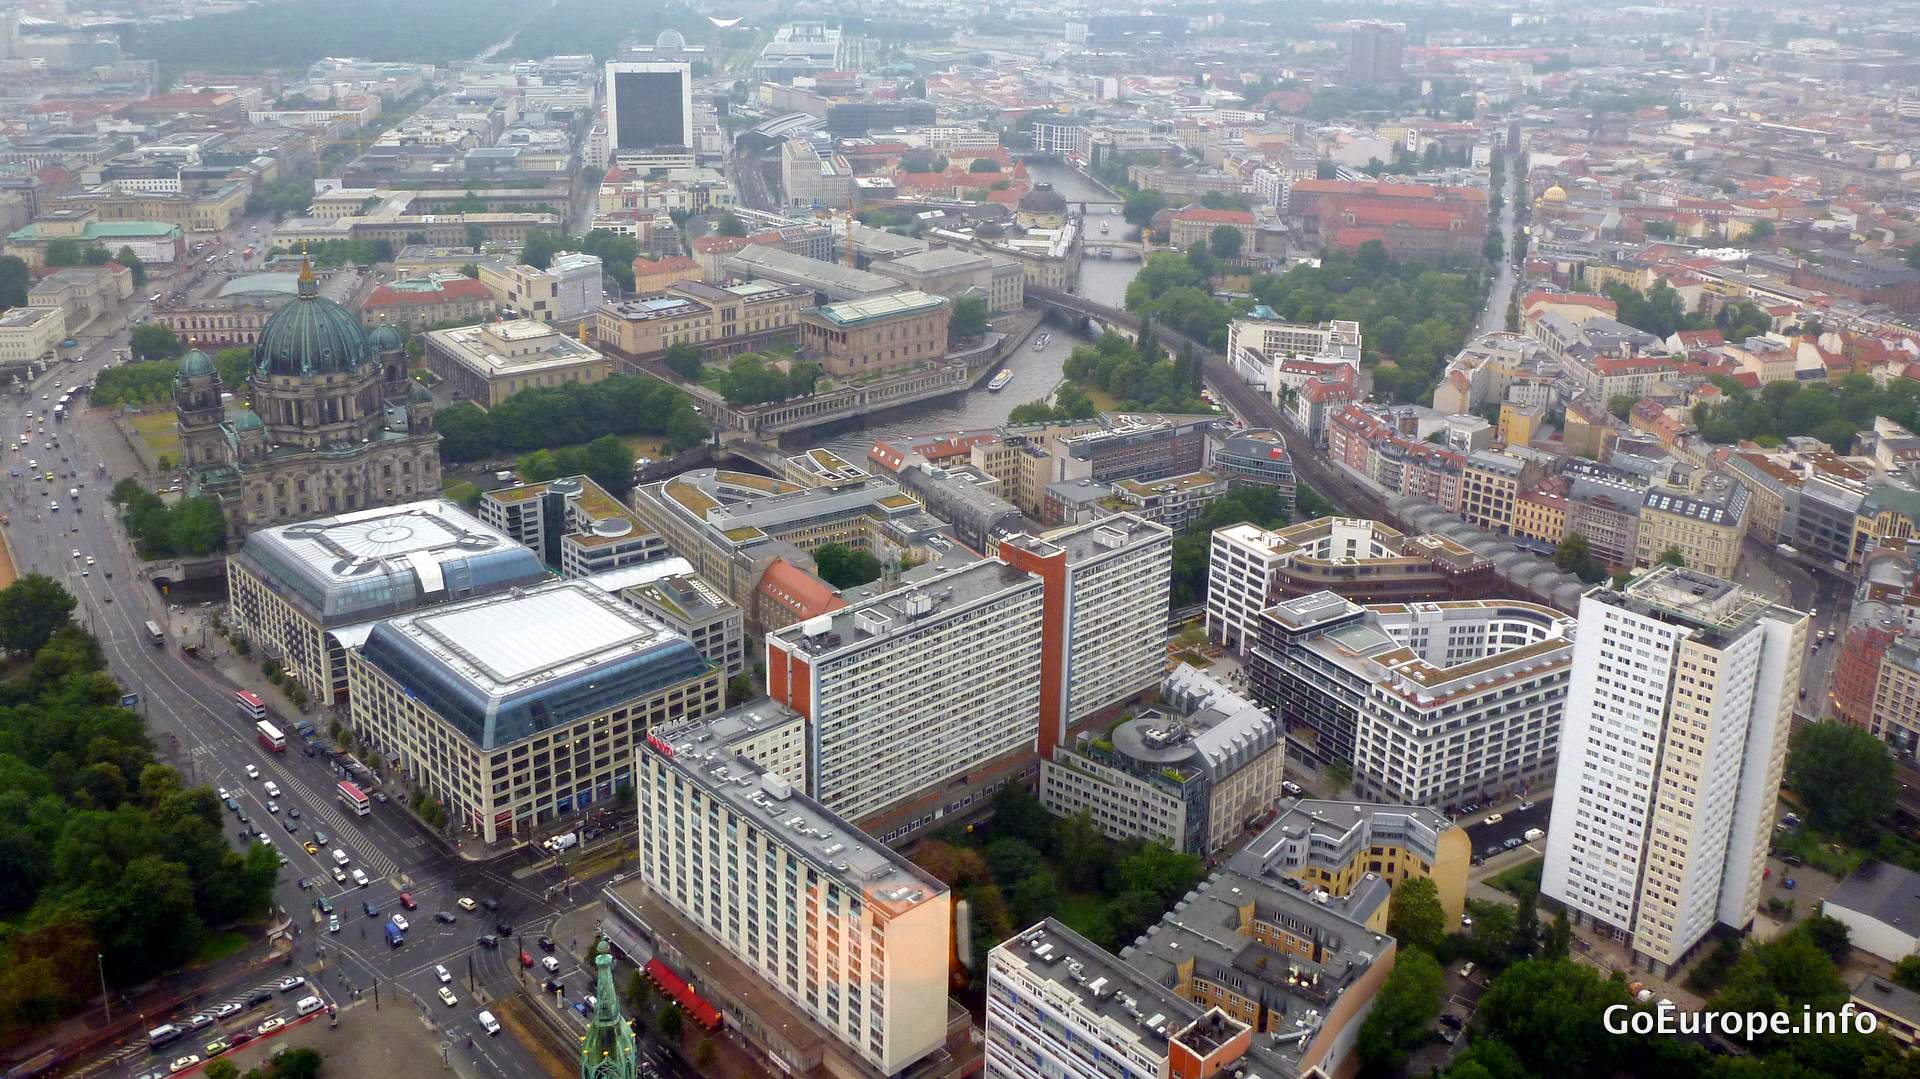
[98, 952, 110, 1023]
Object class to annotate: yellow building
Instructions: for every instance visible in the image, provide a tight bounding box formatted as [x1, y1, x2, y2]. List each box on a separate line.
[1635, 476, 1749, 578]
[1498, 400, 1543, 447]
[1261, 800, 1472, 926]
[1514, 487, 1569, 547]
[1460, 450, 1537, 535]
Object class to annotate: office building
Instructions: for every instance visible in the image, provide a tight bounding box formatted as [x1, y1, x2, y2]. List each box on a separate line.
[754, 23, 845, 83]
[1205, 517, 1494, 652]
[1210, 428, 1298, 506]
[1040, 665, 1284, 855]
[478, 254, 605, 326]
[478, 475, 668, 579]
[1635, 476, 1751, 579]
[1542, 567, 1808, 975]
[226, 499, 548, 706]
[869, 248, 1025, 314]
[0, 304, 64, 368]
[620, 572, 746, 678]
[605, 62, 694, 153]
[723, 244, 904, 304]
[629, 711, 958, 1077]
[346, 579, 724, 843]
[1460, 451, 1539, 535]
[422, 319, 613, 408]
[1052, 415, 1215, 486]
[1249, 593, 1574, 807]
[359, 275, 495, 332]
[1109, 471, 1230, 532]
[1347, 21, 1406, 84]
[595, 279, 810, 363]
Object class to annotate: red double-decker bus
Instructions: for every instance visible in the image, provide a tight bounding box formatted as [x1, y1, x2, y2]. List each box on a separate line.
[337, 781, 370, 817]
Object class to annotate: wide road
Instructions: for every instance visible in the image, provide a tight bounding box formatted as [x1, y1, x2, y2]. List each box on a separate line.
[1477, 160, 1520, 337]
[8, 344, 646, 1079]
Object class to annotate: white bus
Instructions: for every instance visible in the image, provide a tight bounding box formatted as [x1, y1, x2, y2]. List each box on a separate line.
[144, 620, 164, 646]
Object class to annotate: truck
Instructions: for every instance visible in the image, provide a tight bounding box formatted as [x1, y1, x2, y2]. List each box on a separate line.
[543, 832, 578, 853]
[384, 920, 404, 948]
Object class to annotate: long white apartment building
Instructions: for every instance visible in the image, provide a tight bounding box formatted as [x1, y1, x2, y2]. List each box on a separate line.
[1248, 592, 1573, 808]
[765, 515, 1171, 842]
[1542, 566, 1807, 975]
[635, 713, 951, 1076]
[1224, 308, 1362, 391]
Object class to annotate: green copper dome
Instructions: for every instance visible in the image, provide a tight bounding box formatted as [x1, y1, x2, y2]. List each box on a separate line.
[367, 323, 404, 352]
[177, 348, 214, 380]
[234, 409, 264, 431]
[254, 268, 372, 377]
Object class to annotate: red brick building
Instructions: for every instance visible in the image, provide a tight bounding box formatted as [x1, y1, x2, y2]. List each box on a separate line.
[1285, 179, 1487, 260]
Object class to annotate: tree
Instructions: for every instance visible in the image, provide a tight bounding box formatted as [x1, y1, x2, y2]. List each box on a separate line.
[521, 229, 565, 270]
[434, 403, 493, 462]
[1543, 907, 1572, 960]
[204, 1061, 240, 1079]
[657, 1004, 684, 1041]
[1113, 843, 1204, 908]
[813, 543, 882, 589]
[1709, 927, 1848, 1042]
[465, 223, 487, 251]
[1657, 546, 1686, 567]
[1607, 394, 1639, 420]
[1473, 959, 1641, 1077]
[1386, 876, 1447, 955]
[1208, 224, 1243, 260]
[115, 247, 147, 288]
[949, 295, 989, 342]
[1510, 885, 1540, 962]
[1892, 954, 1920, 993]
[1483, 229, 1506, 264]
[1356, 948, 1445, 1075]
[663, 342, 704, 381]
[213, 347, 252, 391]
[991, 784, 1055, 851]
[1054, 810, 1108, 891]
[967, 158, 1002, 173]
[715, 213, 748, 238]
[693, 1038, 718, 1069]
[0, 254, 28, 307]
[129, 323, 186, 362]
[165, 497, 228, 556]
[0, 574, 76, 655]
[1553, 532, 1607, 584]
[1786, 721, 1895, 837]
[1800, 913, 1851, 962]
[1122, 187, 1167, 229]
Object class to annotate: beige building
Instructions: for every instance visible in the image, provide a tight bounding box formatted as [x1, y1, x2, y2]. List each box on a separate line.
[1252, 800, 1472, 927]
[1634, 476, 1749, 578]
[594, 279, 809, 361]
[476, 253, 602, 325]
[346, 579, 723, 844]
[28, 264, 132, 333]
[0, 304, 65, 367]
[1459, 450, 1538, 535]
[1544, 568, 1807, 976]
[422, 319, 613, 408]
[868, 248, 1024, 313]
[53, 181, 247, 232]
[797, 291, 950, 378]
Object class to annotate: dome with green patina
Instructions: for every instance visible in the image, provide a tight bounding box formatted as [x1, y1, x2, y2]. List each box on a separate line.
[177, 348, 215, 380]
[234, 409, 264, 431]
[408, 381, 433, 403]
[254, 266, 372, 378]
[367, 323, 404, 352]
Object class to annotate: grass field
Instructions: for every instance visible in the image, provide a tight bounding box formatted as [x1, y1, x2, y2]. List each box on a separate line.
[1053, 890, 1107, 940]
[129, 410, 182, 466]
[1488, 856, 1544, 897]
[194, 930, 250, 965]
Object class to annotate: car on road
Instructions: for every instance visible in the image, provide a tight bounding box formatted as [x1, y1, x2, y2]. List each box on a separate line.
[185, 1013, 215, 1032]
[286, 807, 300, 819]
[1523, 828, 1545, 842]
[331, 848, 350, 866]
[458, 896, 477, 911]
[204, 1039, 229, 1057]
[496, 920, 513, 936]
[1483, 813, 1503, 825]
[476, 934, 499, 948]
[351, 868, 369, 887]
[435, 911, 456, 924]
[246, 991, 272, 1007]
[1503, 837, 1523, 850]
[398, 892, 416, 910]
[520, 951, 534, 968]
[303, 841, 318, 855]
[295, 876, 310, 890]
[540, 955, 560, 973]
[1484, 845, 1502, 857]
[1518, 800, 1536, 811]
[223, 797, 238, 811]
[435, 964, 452, 983]
[363, 900, 378, 917]
[263, 781, 280, 798]
[275, 977, 305, 993]
[214, 1003, 243, 1020]
[312, 831, 328, 846]
[332, 866, 348, 884]
[539, 935, 555, 952]
[169, 1055, 201, 1074]
[244, 765, 259, 779]
[266, 801, 278, 814]
[256, 1017, 284, 1035]
[437, 986, 458, 1007]
[228, 1033, 253, 1049]
[85, 556, 93, 566]
[69, 549, 77, 559]
[328, 914, 340, 933]
[391, 914, 409, 932]
[480, 898, 499, 912]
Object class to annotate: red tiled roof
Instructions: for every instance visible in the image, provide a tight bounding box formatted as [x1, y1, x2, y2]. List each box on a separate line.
[1337, 204, 1464, 230]
[634, 255, 698, 274]
[757, 559, 845, 624]
[1522, 291, 1617, 315]
[361, 277, 491, 308]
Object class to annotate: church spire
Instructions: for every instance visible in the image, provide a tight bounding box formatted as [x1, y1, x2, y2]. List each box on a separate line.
[297, 244, 317, 298]
[579, 938, 636, 1079]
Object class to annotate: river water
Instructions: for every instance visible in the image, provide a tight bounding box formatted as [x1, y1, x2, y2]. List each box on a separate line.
[809, 159, 1142, 457]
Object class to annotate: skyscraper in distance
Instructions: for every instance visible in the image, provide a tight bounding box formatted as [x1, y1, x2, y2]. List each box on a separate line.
[1541, 566, 1807, 976]
[604, 61, 694, 152]
[1347, 20, 1406, 85]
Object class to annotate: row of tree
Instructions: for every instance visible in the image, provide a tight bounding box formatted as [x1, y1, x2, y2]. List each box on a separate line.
[0, 577, 279, 1047]
[92, 360, 183, 407]
[1693, 372, 1920, 453]
[1057, 325, 1211, 415]
[1602, 281, 1772, 342]
[108, 479, 228, 558]
[268, 238, 393, 268]
[511, 435, 640, 497]
[1007, 384, 1099, 426]
[706, 354, 822, 407]
[433, 374, 708, 463]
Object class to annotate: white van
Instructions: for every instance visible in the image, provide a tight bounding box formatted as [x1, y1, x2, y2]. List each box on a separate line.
[294, 995, 324, 1017]
[476, 1010, 501, 1036]
[1523, 827, 1545, 842]
[67, 487, 77, 500]
[147, 1023, 183, 1049]
[331, 848, 350, 866]
[263, 780, 280, 797]
[351, 868, 369, 887]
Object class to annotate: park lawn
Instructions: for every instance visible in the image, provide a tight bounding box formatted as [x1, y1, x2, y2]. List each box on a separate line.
[130, 410, 182, 463]
[621, 435, 668, 460]
[194, 930, 249, 966]
[1076, 382, 1122, 412]
[1053, 890, 1107, 940]
[1487, 856, 1544, 897]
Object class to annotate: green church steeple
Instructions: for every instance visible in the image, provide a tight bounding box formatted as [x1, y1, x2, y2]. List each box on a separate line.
[580, 938, 636, 1079]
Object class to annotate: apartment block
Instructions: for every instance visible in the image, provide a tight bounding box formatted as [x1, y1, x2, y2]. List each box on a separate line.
[1241, 800, 1472, 926]
[632, 714, 953, 1077]
[1635, 475, 1750, 578]
[1459, 450, 1539, 535]
[1224, 310, 1361, 390]
[346, 580, 723, 843]
[1249, 593, 1573, 807]
[479, 253, 605, 325]
[1542, 567, 1807, 975]
[620, 572, 746, 679]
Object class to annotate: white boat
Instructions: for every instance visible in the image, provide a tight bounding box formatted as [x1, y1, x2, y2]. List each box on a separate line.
[988, 369, 1014, 391]
[1032, 333, 1051, 351]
